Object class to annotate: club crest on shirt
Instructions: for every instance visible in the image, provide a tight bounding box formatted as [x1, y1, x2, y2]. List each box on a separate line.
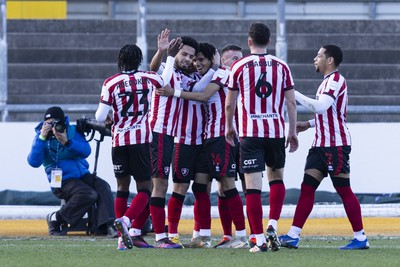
[164, 166, 170, 176]
[181, 168, 189, 177]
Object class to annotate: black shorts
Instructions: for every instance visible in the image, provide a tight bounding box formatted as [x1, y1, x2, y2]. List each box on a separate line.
[203, 137, 237, 179]
[305, 146, 351, 177]
[236, 143, 245, 181]
[151, 132, 174, 179]
[239, 137, 286, 173]
[112, 143, 152, 181]
[172, 143, 209, 183]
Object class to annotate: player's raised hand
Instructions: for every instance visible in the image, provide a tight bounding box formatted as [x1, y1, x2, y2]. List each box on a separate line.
[157, 29, 171, 51]
[212, 49, 221, 70]
[167, 37, 182, 58]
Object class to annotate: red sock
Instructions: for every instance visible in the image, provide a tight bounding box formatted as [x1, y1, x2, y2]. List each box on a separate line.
[292, 183, 316, 228]
[124, 192, 149, 221]
[245, 190, 263, 235]
[194, 191, 211, 230]
[227, 194, 245, 231]
[269, 181, 285, 220]
[335, 186, 364, 231]
[245, 198, 254, 235]
[167, 193, 184, 234]
[150, 197, 166, 234]
[193, 200, 200, 231]
[115, 192, 128, 218]
[218, 196, 232, 236]
[131, 204, 150, 230]
[248, 212, 254, 236]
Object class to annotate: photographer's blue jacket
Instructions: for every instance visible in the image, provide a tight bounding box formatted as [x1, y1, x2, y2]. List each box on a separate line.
[27, 116, 92, 187]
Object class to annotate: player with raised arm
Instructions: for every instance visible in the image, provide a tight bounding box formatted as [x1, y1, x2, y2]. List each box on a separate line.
[148, 32, 215, 248]
[157, 44, 248, 249]
[279, 45, 369, 250]
[225, 22, 298, 253]
[95, 40, 180, 250]
[165, 42, 218, 248]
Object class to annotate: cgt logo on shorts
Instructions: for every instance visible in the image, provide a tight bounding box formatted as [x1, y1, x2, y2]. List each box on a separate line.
[243, 159, 257, 165]
[181, 168, 189, 177]
[113, 164, 123, 173]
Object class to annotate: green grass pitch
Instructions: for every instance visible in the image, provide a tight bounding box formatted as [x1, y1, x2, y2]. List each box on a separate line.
[0, 236, 399, 267]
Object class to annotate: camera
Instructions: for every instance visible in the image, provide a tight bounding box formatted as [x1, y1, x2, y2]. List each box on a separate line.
[48, 120, 66, 133]
[76, 116, 111, 138]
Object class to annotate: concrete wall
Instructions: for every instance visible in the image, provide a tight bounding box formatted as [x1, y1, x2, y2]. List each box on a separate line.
[66, 0, 400, 20]
[6, 19, 400, 122]
[1, 122, 399, 194]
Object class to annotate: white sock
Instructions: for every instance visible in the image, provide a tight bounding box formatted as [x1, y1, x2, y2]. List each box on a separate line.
[268, 219, 278, 231]
[122, 216, 131, 227]
[168, 233, 178, 238]
[192, 230, 200, 238]
[288, 226, 302, 239]
[354, 230, 367, 241]
[155, 233, 167, 242]
[199, 229, 211, 237]
[129, 228, 141, 237]
[235, 229, 246, 238]
[255, 233, 266, 246]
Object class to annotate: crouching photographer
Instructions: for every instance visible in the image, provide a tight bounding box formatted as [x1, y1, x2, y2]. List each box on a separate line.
[27, 106, 117, 237]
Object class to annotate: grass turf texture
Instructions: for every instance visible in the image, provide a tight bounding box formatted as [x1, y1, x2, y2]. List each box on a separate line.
[1, 218, 399, 267]
[0, 237, 399, 267]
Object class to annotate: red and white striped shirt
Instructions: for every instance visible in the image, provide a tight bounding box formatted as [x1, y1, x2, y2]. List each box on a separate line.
[149, 66, 182, 136]
[175, 72, 206, 145]
[100, 71, 163, 147]
[228, 54, 294, 138]
[312, 71, 351, 147]
[204, 67, 230, 139]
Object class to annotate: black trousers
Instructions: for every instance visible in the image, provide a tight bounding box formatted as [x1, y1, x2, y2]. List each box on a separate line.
[52, 173, 115, 227]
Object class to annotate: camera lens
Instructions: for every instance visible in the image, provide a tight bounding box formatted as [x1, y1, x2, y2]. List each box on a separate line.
[54, 121, 66, 133]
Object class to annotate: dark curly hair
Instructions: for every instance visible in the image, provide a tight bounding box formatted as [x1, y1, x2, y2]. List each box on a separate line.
[248, 22, 271, 47]
[118, 44, 143, 72]
[198, 42, 216, 61]
[322, 44, 343, 66]
[181, 36, 199, 54]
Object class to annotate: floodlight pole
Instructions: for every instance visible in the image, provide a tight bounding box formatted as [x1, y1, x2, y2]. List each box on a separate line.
[0, 0, 7, 121]
[276, 0, 287, 62]
[136, 0, 148, 69]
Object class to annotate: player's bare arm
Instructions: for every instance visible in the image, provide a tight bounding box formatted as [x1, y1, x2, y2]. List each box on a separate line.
[158, 82, 219, 103]
[285, 89, 299, 153]
[225, 89, 238, 147]
[296, 121, 312, 134]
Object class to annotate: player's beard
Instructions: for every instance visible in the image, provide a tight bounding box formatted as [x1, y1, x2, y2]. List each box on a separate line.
[178, 60, 192, 73]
